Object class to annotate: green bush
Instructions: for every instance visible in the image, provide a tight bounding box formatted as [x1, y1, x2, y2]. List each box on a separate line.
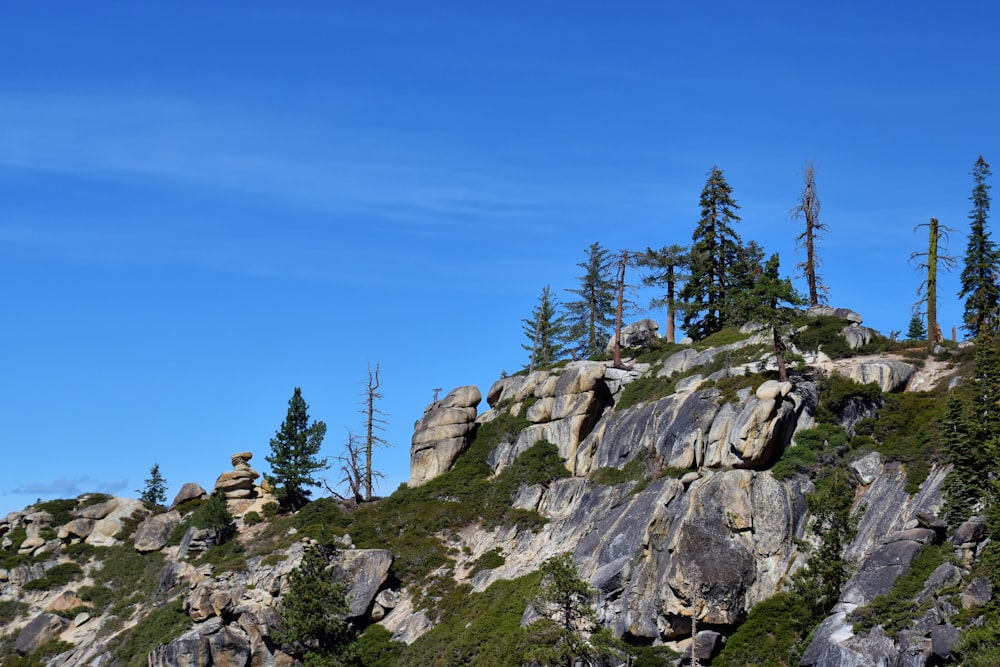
[242, 510, 263, 525]
[771, 424, 850, 480]
[22, 562, 84, 591]
[793, 315, 856, 359]
[615, 374, 678, 411]
[0, 599, 28, 625]
[33, 498, 79, 526]
[469, 548, 506, 576]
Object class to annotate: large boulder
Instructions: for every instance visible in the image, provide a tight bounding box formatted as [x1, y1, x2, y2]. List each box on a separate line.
[409, 386, 481, 487]
[214, 452, 261, 500]
[15, 613, 69, 656]
[84, 498, 148, 547]
[134, 510, 182, 553]
[171, 482, 209, 509]
[848, 359, 916, 392]
[605, 318, 660, 352]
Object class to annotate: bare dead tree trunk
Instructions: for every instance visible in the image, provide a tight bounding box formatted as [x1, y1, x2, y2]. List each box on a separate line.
[362, 363, 389, 502]
[791, 162, 828, 307]
[613, 252, 629, 369]
[927, 218, 941, 345]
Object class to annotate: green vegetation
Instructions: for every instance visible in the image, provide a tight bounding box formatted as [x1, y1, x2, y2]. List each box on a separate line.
[33, 498, 78, 526]
[855, 391, 945, 491]
[0, 639, 75, 667]
[564, 242, 616, 359]
[190, 490, 236, 545]
[522, 284, 567, 371]
[0, 600, 28, 625]
[771, 423, 850, 481]
[615, 373, 679, 411]
[715, 590, 816, 666]
[138, 463, 168, 507]
[469, 548, 505, 576]
[87, 546, 167, 618]
[275, 545, 355, 665]
[109, 600, 191, 667]
[590, 451, 650, 486]
[22, 562, 84, 591]
[266, 386, 329, 511]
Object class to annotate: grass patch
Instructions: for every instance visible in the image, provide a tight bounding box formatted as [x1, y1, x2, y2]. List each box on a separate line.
[22, 562, 84, 591]
[615, 374, 678, 411]
[591, 451, 650, 486]
[694, 326, 753, 350]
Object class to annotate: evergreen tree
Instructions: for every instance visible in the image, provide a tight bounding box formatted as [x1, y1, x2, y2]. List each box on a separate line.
[731, 253, 804, 382]
[522, 285, 567, 371]
[564, 243, 616, 358]
[522, 553, 624, 667]
[137, 463, 167, 507]
[942, 393, 979, 525]
[722, 240, 766, 328]
[276, 544, 355, 665]
[960, 156, 1000, 338]
[790, 162, 829, 306]
[906, 313, 927, 341]
[266, 387, 329, 511]
[680, 166, 742, 339]
[639, 244, 688, 344]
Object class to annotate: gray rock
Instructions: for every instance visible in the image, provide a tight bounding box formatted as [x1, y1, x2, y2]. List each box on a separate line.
[848, 359, 916, 392]
[963, 576, 993, 609]
[930, 623, 959, 660]
[850, 452, 881, 485]
[952, 516, 987, 545]
[842, 325, 873, 349]
[841, 537, 928, 606]
[134, 510, 181, 553]
[340, 548, 394, 618]
[410, 385, 481, 486]
[15, 613, 69, 656]
[605, 318, 660, 352]
[171, 482, 209, 509]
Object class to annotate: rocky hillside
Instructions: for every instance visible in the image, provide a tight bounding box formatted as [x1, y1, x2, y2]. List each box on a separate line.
[1, 309, 996, 666]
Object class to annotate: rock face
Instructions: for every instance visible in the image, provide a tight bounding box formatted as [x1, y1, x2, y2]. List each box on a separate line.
[605, 318, 660, 352]
[485, 362, 613, 474]
[133, 510, 182, 553]
[214, 451, 261, 500]
[409, 385, 482, 487]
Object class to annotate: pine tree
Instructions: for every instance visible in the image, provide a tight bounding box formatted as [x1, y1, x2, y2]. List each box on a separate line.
[276, 544, 355, 664]
[730, 253, 804, 382]
[680, 166, 742, 340]
[639, 244, 688, 344]
[906, 313, 927, 341]
[523, 553, 624, 667]
[522, 285, 567, 371]
[137, 463, 167, 507]
[960, 156, 1000, 338]
[790, 162, 829, 307]
[564, 243, 616, 358]
[265, 387, 329, 511]
[942, 394, 978, 525]
[722, 240, 766, 328]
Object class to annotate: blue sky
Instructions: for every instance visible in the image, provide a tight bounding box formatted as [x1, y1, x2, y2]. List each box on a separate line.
[2, 2, 997, 516]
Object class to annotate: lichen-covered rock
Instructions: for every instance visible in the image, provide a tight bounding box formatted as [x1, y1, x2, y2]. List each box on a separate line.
[409, 385, 481, 486]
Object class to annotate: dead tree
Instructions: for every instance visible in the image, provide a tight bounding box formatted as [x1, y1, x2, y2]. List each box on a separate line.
[790, 162, 829, 307]
[612, 251, 639, 369]
[911, 218, 956, 345]
[360, 363, 390, 501]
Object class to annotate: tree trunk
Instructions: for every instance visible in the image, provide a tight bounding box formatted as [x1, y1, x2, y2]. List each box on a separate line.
[666, 266, 676, 344]
[613, 253, 628, 368]
[773, 324, 789, 382]
[928, 218, 941, 345]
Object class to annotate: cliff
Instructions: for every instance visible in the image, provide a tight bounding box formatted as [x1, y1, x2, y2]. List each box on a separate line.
[0, 313, 993, 666]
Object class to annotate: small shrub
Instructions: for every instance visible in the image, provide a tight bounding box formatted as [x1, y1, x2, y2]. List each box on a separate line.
[469, 548, 506, 576]
[772, 424, 850, 480]
[22, 562, 84, 590]
[242, 510, 263, 526]
[33, 498, 78, 526]
[262, 501, 280, 518]
[0, 599, 28, 625]
[591, 452, 649, 486]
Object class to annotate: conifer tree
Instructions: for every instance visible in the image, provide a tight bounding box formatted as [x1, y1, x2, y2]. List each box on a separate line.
[276, 544, 355, 664]
[790, 162, 829, 306]
[639, 244, 688, 343]
[731, 253, 804, 382]
[942, 394, 978, 525]
[722, 240, 765, 328]
[522, 285, 567, 371]
[137, 463, 167, 507]
[523, 553, 624, 667]
[680, 166, 742, 340]
[906, 313, 927, 341]
[266, 387, 329, 511]
[960, 156, 1000, 338]
[564, 243, 616, 358]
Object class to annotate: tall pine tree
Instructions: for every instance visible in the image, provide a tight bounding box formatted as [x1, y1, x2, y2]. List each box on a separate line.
[522, 285, 567, 371]
[960, 156, 1000, 338]
[680, 166, 742, 340]
[639, 244, 688, 344]
[266, 387, 329, 511]
[564, 243, 616, 358]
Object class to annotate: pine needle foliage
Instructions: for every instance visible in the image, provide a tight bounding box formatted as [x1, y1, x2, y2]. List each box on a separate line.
[266, 387, 329, 511]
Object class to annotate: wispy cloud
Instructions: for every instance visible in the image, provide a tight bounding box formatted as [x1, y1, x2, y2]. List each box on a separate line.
[10, 476, 129, 497]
